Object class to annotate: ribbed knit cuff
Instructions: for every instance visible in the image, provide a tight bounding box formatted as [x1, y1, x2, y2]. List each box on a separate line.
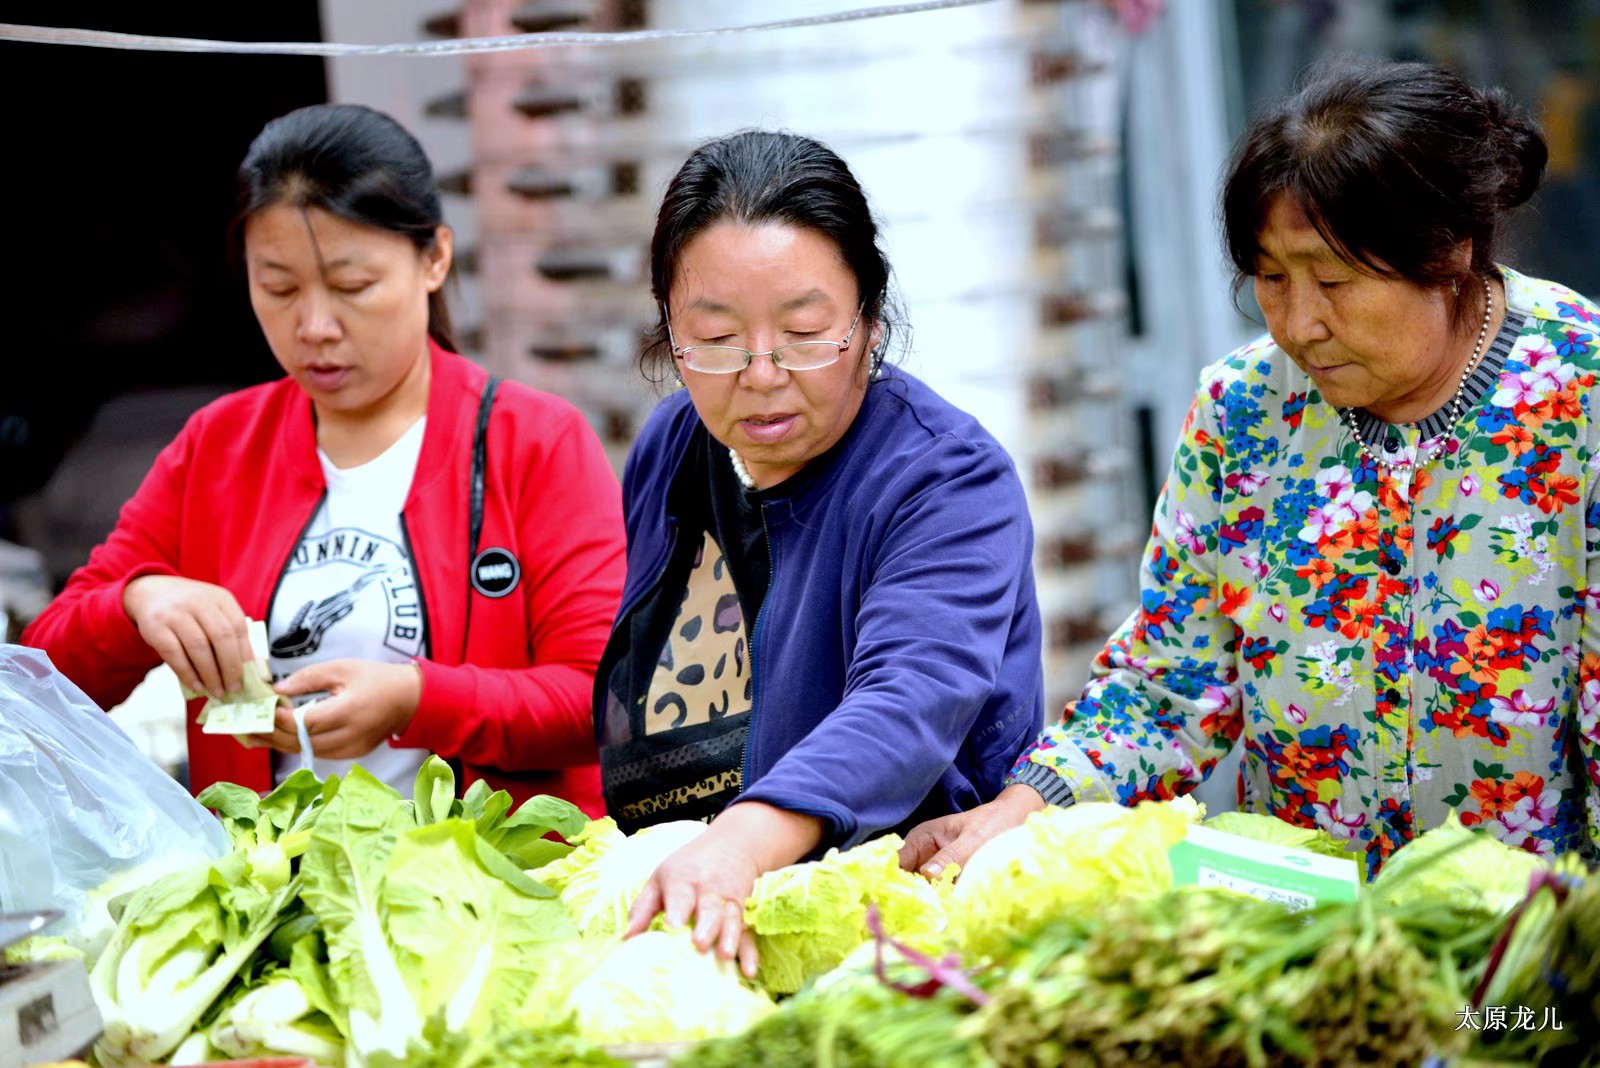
[1008, 761, 1077, 808]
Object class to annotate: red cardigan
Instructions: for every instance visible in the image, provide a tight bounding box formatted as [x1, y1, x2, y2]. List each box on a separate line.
[23, 344, 624, 816]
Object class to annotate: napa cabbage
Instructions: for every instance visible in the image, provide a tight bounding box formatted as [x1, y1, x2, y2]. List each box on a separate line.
[948, 798, 1201, 962]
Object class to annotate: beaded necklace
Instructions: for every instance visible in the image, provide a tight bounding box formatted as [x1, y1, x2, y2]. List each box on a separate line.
[729, 448, 758, 491]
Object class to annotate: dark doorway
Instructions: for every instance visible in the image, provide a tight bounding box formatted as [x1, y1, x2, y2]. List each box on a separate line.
[0, 3, 327, 585]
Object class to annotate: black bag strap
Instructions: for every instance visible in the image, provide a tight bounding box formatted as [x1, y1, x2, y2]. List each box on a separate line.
[468, 374, 501, 563]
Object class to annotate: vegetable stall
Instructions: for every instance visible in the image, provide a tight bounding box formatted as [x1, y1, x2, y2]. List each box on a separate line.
[4, 756, 1596, 1068]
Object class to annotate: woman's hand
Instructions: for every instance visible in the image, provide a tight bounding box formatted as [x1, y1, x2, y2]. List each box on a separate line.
[123, 575, 255, 700]
[624, 802, 823, 979]
[898, 783, 1047, 878]
[245, 659, 422, 758]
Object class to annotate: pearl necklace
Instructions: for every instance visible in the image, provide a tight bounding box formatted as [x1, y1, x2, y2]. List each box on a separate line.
[729, 448, 758, 491]
[1340, 277, 1493, 473]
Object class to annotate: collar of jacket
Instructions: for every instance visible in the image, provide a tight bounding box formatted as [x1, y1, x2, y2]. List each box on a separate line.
[658, 371, 899, 527]
[276, 339, 484, 501]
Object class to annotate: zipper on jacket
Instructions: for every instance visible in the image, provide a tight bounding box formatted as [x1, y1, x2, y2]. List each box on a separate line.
[398, 514, 433, 659]
[737, 502, 772, 793]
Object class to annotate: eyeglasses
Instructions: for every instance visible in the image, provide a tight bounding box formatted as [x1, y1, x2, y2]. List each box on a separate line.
[666, 304, 866, 375]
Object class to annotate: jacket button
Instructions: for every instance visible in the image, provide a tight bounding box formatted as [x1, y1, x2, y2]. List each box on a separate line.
[1385, 434, 1402, 452]
[1385, 687, 1402, 705]
[1382, 558, 1402, 576]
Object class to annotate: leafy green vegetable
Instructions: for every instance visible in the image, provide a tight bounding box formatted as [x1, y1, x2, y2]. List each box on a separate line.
[89, 854, 297, 1065]
[1372, 812, 1544, 918]
[62, 857, 205, 969]
[1202, 811, 1351, 858]
[368, 1014, 627, 1068]
[482, 793, 588, 870]
[682, 970, 987, 1068]
[299, 766, 423, 1063]
[971, 886, 1476, 1068]
[3, 935, 81, 964]
[206, 968, 344, 1063]
[547, 929, 774, 1045]
[744, 850, 864, 995]
[302, 767, 580, 1065]
[198, 769, 328, 893]
[536, 818, 708, 939]
[167, 1027, 228, 1065]
[742, 834, 954, 995]
[949, 798, 1199, 963]
[383, 820, 576, 1036]
[406, 756, 587, 869]
[1470, 857, 1599, 1066]
[411, 757, 459, 826]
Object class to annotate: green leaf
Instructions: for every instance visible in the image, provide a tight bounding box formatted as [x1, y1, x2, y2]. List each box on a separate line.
[460, 779, 497, 819]
[513, 840, 574, 871]
[745, 860, 864, 995]
[383, 820, 578, 1036]
[258, 770, 327, 836]
[1373, 812, 1545, 918]
[1204, 812, 1351, 858]
[483, 795, 589, 869]
[472, 791, 514, 835]
[197, 782, 264, 836]
[298, 767, 419, 1053]
[414, 757, 459, 826]
[288, 929, 339, 1025]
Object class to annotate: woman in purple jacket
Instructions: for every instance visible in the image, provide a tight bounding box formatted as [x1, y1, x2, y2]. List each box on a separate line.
[603, 130, 1043, 972]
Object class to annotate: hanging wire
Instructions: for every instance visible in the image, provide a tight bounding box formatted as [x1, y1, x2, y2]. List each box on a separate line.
[0, 0, 996, 57]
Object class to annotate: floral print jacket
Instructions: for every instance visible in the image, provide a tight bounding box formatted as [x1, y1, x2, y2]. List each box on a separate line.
[1011, 267, 1600, 876]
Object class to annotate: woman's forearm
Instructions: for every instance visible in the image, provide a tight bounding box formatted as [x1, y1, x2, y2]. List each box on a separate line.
[711, 800, 825, 874]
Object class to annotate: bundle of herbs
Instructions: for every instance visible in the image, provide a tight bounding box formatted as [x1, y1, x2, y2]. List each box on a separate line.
[968, 883, 1497, 1068]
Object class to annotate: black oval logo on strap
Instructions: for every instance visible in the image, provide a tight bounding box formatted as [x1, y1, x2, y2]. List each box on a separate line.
[470, 547, 520, 598]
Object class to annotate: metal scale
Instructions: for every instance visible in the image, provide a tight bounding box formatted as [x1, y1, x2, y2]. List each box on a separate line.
[0, 911, 100, 1068]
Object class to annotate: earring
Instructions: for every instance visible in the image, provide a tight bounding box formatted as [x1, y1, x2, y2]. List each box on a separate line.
[1451, 279, 1461, 297]
[869, 348, 883, 381]
[672, 372, 684, 388]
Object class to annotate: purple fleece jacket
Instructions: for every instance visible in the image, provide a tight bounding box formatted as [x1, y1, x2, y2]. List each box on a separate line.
[596, 370, 1044, 848]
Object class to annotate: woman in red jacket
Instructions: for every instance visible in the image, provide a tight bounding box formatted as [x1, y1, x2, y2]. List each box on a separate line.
[24, 104, 625, 814]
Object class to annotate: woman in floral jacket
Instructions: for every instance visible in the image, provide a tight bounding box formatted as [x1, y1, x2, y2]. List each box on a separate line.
[904, 58, 1600, 879]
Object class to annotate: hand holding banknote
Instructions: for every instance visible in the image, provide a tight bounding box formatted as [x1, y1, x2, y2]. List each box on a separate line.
[123, 575, 255, 700]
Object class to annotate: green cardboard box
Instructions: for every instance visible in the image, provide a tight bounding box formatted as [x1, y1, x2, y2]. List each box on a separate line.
[1168, 823, 1361, 909]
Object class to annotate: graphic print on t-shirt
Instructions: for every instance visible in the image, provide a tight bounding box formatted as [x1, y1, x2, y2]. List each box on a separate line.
[270, 527, 424, 662]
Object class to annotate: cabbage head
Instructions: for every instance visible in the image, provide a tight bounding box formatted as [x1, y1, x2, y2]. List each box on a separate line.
[948, 798, 1200, 962]
[1372, 812, 1545, 917]
[526, 929, 773, 1045]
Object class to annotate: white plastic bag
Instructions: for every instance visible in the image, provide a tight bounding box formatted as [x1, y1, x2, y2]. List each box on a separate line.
[0, 644, 228, 926]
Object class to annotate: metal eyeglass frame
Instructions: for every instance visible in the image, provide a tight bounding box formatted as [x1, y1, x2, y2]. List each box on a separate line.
[664, 303, 866, 374]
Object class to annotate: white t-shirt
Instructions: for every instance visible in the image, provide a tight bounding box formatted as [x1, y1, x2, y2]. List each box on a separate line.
[268, 417, 431, 795]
